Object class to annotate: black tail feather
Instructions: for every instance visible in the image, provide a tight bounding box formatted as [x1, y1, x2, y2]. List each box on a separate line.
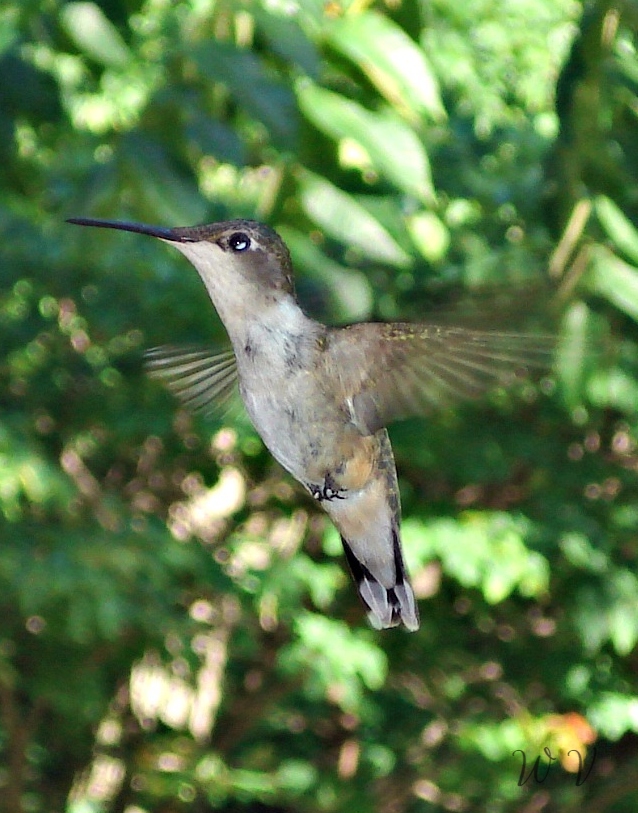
[341, 530, 419, 631]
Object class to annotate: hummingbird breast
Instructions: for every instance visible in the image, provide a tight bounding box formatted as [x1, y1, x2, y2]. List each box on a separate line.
[239, 361, 345, 485]
[231, 303, 353, 488]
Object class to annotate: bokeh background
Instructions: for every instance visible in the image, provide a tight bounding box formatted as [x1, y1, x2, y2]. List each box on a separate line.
[2, 0, 638, 811]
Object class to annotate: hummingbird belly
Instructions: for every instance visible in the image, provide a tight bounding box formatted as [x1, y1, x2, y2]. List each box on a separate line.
[234, 317, 350, 487]
[242, 396, 378, 515]
[237, 344, 365, 495]
[239, 375, 342, 483]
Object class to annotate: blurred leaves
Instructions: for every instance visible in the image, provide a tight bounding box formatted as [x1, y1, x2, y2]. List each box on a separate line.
[588, 246, 638, 324]
[60, 3, 132, 69]
[298, 82, 434, 201]
[325, 10, 446, 124]
[596, 195, 638, 267]
[589, 693, 638, 741]
[192, 40, 299, 148]
[281, 613, 388, 714]
[404, 513, 549, 603]
[299, 172, 412, 266]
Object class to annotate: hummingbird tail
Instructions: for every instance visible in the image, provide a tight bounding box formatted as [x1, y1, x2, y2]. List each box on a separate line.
[341, 529, 419, 632]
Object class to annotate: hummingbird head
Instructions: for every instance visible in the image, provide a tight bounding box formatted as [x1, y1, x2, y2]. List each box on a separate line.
[67, 217, 295, 298]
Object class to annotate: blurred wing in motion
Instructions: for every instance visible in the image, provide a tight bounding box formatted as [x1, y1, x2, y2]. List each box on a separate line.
[326, 322, 556, 434]
[145, 345, 238, 417]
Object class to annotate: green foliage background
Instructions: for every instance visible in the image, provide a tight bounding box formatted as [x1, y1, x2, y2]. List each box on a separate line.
[1, 0, 638, 811]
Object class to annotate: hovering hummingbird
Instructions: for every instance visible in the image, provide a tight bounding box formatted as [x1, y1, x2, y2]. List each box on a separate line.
[68, 217, 554, 631]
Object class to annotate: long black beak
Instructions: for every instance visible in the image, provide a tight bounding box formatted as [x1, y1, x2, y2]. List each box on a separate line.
[67, 218, 190, 242]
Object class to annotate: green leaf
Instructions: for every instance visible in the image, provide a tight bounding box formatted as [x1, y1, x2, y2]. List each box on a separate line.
[120, 135, 205, 225]
[0, 52, 63, 121]
[589, 693, 638, 740]
[574, 568, 638, 655]
[404, 513, 549, 603]
[555, 301, 597, 408]
[185, 114, 247, 166]
[275, 760, 317, 793]
[253, 6, 321, 77]
[608, 571, 638, 655]
[191, 41, 298, 148]
[61, 2, 131, 68]
[460, 718, 531, 761]
[326, 10, 445, 124]
[297, 82, 434, 202]
[407, 211, 450, 261]
[281, 613, 387, 713]
[587, 367, 638, 413]
[587, 246, 638, 323]
[559, 533, 607, 573]
[595, 195, 638, 266]
[299, 172, 412, 267]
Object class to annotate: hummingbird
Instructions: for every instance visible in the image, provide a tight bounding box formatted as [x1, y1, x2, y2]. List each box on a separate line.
[68, 217, 554, 631]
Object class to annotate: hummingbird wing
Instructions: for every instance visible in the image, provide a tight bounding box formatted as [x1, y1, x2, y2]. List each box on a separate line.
[326, 322, 556, 434]
[144, 345, 239, 416]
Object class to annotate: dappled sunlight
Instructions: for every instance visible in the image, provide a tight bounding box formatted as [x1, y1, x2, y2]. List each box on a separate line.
[337, 738, 360, 779]
[60, 444, 121, 531]
[69, 607, 235, 808]
[227, 509, 308, 581]
[69, 756, 126, 807]
[130, 599, 237, 741]
[168, 466, 246, 543]
[69, 599, 239, 805]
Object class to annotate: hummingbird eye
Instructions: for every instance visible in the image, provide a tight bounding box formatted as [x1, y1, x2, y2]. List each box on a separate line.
[228, 232, 251, 252]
